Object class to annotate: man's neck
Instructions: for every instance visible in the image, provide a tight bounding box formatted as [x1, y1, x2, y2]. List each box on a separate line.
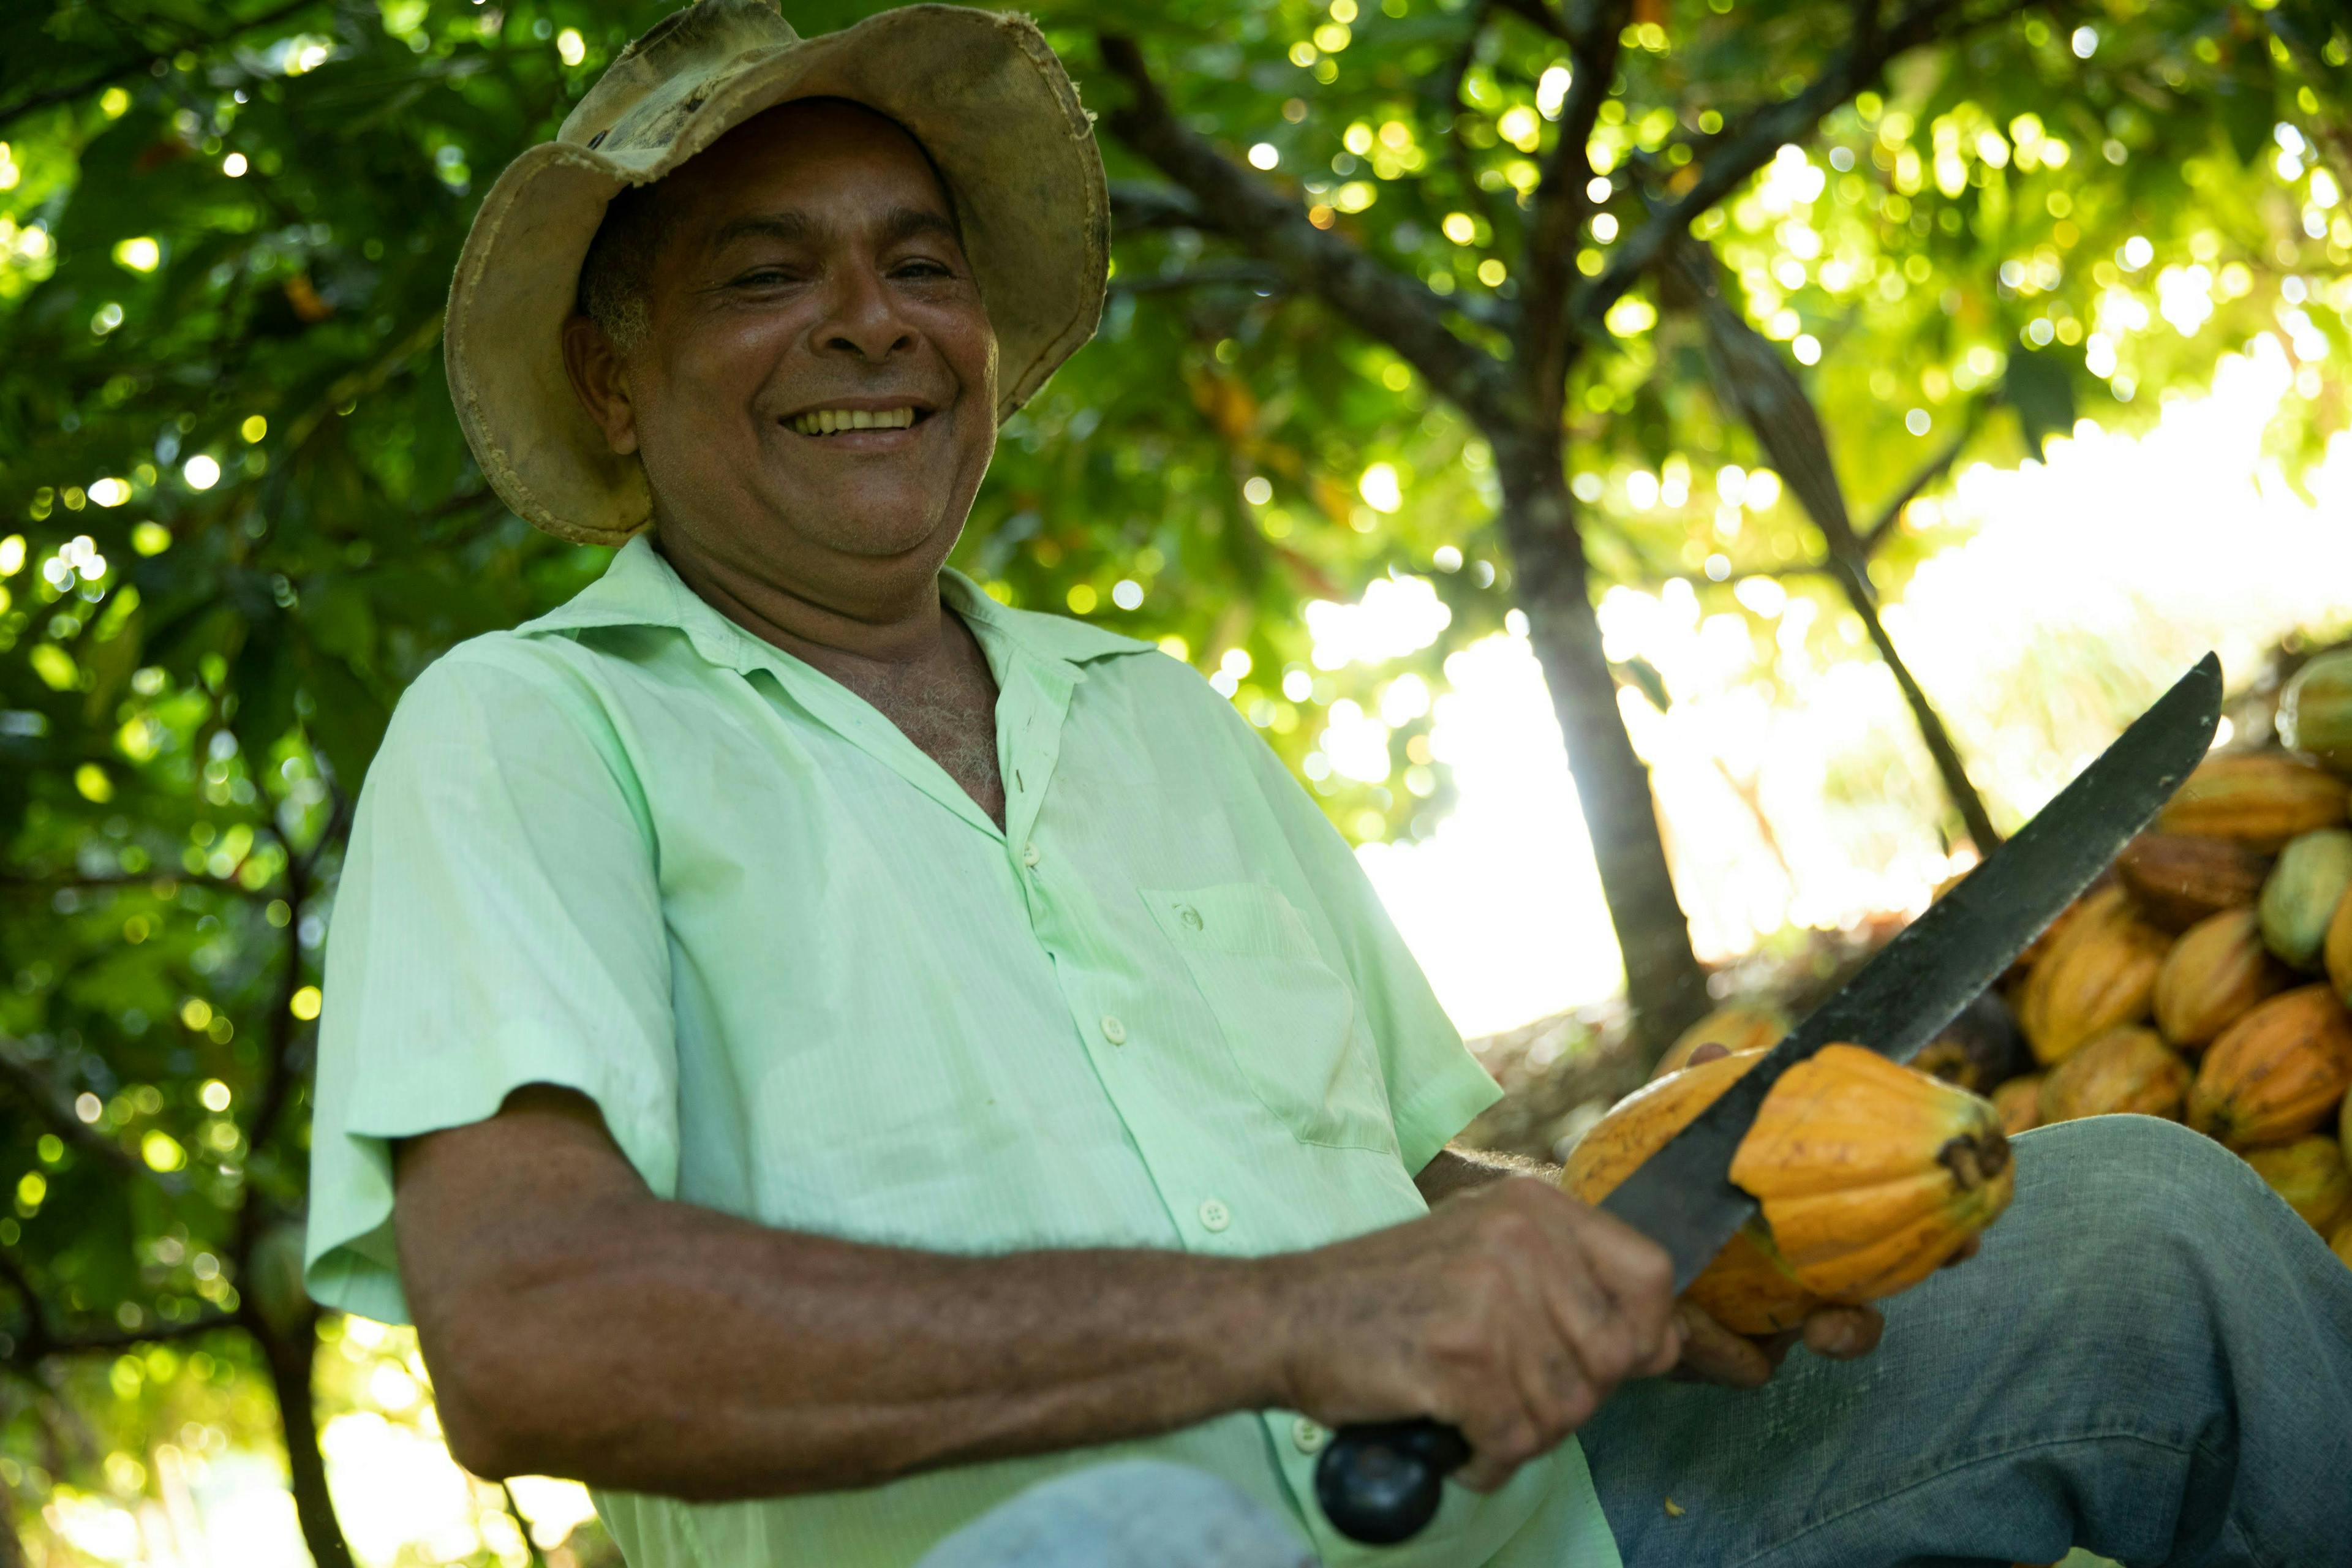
[652, 534, 957, 690]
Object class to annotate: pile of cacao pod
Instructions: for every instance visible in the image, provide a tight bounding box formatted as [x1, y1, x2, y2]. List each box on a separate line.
[1591, 649, 2352, 1337]
[1987, 650, 2352, 1269]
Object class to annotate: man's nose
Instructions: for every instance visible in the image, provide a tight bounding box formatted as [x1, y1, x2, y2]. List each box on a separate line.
[815, 266, 916, 361]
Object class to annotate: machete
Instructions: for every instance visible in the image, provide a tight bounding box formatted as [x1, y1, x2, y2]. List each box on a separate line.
[1314, 652, 2223, 1547]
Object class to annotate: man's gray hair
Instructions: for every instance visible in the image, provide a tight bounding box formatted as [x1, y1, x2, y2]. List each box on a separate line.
[577, 181, 665, 353]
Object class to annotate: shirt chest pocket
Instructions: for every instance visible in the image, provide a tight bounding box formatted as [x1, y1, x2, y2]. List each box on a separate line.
[1141, 884, 1398, 1156]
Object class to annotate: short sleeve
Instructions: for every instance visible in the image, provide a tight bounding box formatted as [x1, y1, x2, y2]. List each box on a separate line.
[1212, 691, 1501, 1174]
[303, 641, 679, 1325]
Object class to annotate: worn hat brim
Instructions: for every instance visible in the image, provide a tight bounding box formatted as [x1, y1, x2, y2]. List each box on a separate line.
[446, 6, 1107, 546]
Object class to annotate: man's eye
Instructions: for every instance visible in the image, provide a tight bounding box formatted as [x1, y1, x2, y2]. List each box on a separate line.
[895, 260, 954, 279]
[732, 268, 801, 287]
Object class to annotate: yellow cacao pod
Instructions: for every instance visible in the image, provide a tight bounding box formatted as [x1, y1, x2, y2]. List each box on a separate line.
[1649, 1002, 1789, 1082]
[1991, 1074, 2043, 1136]
[2259, 829, 2352, 971]
[2325, 881, 2352, 1008]
[2187, 985, 2352, 1150]
[2242, 1135, 2352, 1236]
[2034, 1026, 2190, 1124]
[1728, 1046, 2015, 1303]
[2157, 754, 2348, 852]
[1564, 1049, 1819, 1335]
[2016, 886, 2171, 1066]
[2280, 648, 2352, 777]
[1567, 1045, 2014, 1320]
[2154, 908, 2290, 1050]
[2114, 832, 2272, 933]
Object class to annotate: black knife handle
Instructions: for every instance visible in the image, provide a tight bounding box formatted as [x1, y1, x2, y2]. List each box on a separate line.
[1314, 1419, 1472, 1545]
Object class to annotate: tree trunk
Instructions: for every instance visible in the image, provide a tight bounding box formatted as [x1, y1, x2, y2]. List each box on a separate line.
[258, 1313, 352, 1568]
[1491, 442, 1711, 1054]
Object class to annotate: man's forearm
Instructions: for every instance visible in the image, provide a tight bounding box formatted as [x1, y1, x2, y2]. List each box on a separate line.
[415, 1188, 1289, 1499]
[1414, 1144, 1559, 1206]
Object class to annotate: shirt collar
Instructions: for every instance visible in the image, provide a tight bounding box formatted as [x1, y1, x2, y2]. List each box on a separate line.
[516, 533, 1156, 677]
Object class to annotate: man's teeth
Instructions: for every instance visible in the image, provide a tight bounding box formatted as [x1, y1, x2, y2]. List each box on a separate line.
[789, 407, 919, 436]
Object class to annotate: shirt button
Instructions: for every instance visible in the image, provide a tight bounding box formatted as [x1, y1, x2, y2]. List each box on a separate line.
[1197, 1197, 1231, 1232]
[1178, 903, 1204, 930]
[1099, 1014, 1127, 1045]
[1020, 843, 1041, 868]
[1291, 1416, 1328, 1455]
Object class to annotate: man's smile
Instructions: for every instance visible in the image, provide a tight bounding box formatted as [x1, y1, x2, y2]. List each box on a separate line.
[781, 394, 940, 447]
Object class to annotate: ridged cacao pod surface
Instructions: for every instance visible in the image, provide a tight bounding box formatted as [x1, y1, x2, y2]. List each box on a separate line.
[2325, 884, 2352, 1009]
[2016, 886, 2171, 1066]
[2114, 833, 2271, 932]
[2156, 754, 2347, 851]
[2187, 985, 2352, 1150]
[1912, 991, 2030, 1095]
[1728, 1045, 2015, 1303]
[1564, 1049, 1818, 1335]
[2154, 908, 2289, 1049]
[2258, 828, 2352, 971]
[1990, 1074, 2043, 1136]
[2242, 1136, 2352, 1236]
[1649, 1003, 1789, 1082]
[2036, 1027, 2190, 1123]
[2279, 648, 2352, 776]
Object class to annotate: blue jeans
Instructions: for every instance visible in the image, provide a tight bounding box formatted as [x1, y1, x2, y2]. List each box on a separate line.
[919, 1116, 2352, 1567]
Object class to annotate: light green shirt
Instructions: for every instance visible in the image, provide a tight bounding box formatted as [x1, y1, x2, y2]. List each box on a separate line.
[305, 535, 1621, 1568]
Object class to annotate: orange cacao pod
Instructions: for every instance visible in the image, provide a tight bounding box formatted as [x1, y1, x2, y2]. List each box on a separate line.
[2243, 1135, 2352, 1235]
[2035, 1027, 2190, 1123]
[2157, 754, 2348, 852]
[1728, 1045, 2014, 1303]
[2154, 909, 2289, 1049]
[1649, 1002, 1788, 1082]
[2187, 985, 2352, 1150]
[2114, 833, 2271, 933]
[2326, 890, 2352, 1008]
[1991, 1074, 2043, 1136]
[1564, 1050, 1819, 1334]
[1566, 1045, 2014, 1319]
[2016, 886, 2171, 1066]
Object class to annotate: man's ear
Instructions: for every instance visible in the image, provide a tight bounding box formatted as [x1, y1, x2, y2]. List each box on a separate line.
[560, 314, 641, 457]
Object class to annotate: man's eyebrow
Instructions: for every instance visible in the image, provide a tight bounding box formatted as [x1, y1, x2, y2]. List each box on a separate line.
[709, 211, 818, 251]
[878, 205, 962, 248]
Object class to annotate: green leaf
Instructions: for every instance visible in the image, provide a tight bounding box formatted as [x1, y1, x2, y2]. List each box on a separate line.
[2005, 347, 2078, 456]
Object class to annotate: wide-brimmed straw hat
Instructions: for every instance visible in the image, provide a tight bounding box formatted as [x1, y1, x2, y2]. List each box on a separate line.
[445, 0, 1108, 545]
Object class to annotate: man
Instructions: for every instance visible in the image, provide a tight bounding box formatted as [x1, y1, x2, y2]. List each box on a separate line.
[305, 2, 2352, 1565]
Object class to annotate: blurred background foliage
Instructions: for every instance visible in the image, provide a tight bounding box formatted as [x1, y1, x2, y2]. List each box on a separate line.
[0, 0, 2343, 1561]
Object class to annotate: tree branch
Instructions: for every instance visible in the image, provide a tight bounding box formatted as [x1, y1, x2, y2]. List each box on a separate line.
[0, 1044, 165, 1189]
[0, 872, 266, 902]
[1860, 399, 1985, 554]
[1107, 180, 1212, 235]
[0, 0, 322, 134]
[1439, 1, 1507, 238]
[1109, 261, 1289, 296]
[1520, 0, 1632, 418]
[1096, 34, 1519, 431]
[1570, 0, 2028, 328]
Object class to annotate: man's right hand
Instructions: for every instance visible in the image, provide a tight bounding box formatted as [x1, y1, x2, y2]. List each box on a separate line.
[1256, 1177, 1683, 1493]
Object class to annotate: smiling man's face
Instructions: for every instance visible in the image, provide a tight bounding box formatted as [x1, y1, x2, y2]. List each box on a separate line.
[564, 98, 997, 612]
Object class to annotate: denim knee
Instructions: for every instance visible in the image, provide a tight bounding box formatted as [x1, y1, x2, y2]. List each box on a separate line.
[2007, 1112, 2302, 1287]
